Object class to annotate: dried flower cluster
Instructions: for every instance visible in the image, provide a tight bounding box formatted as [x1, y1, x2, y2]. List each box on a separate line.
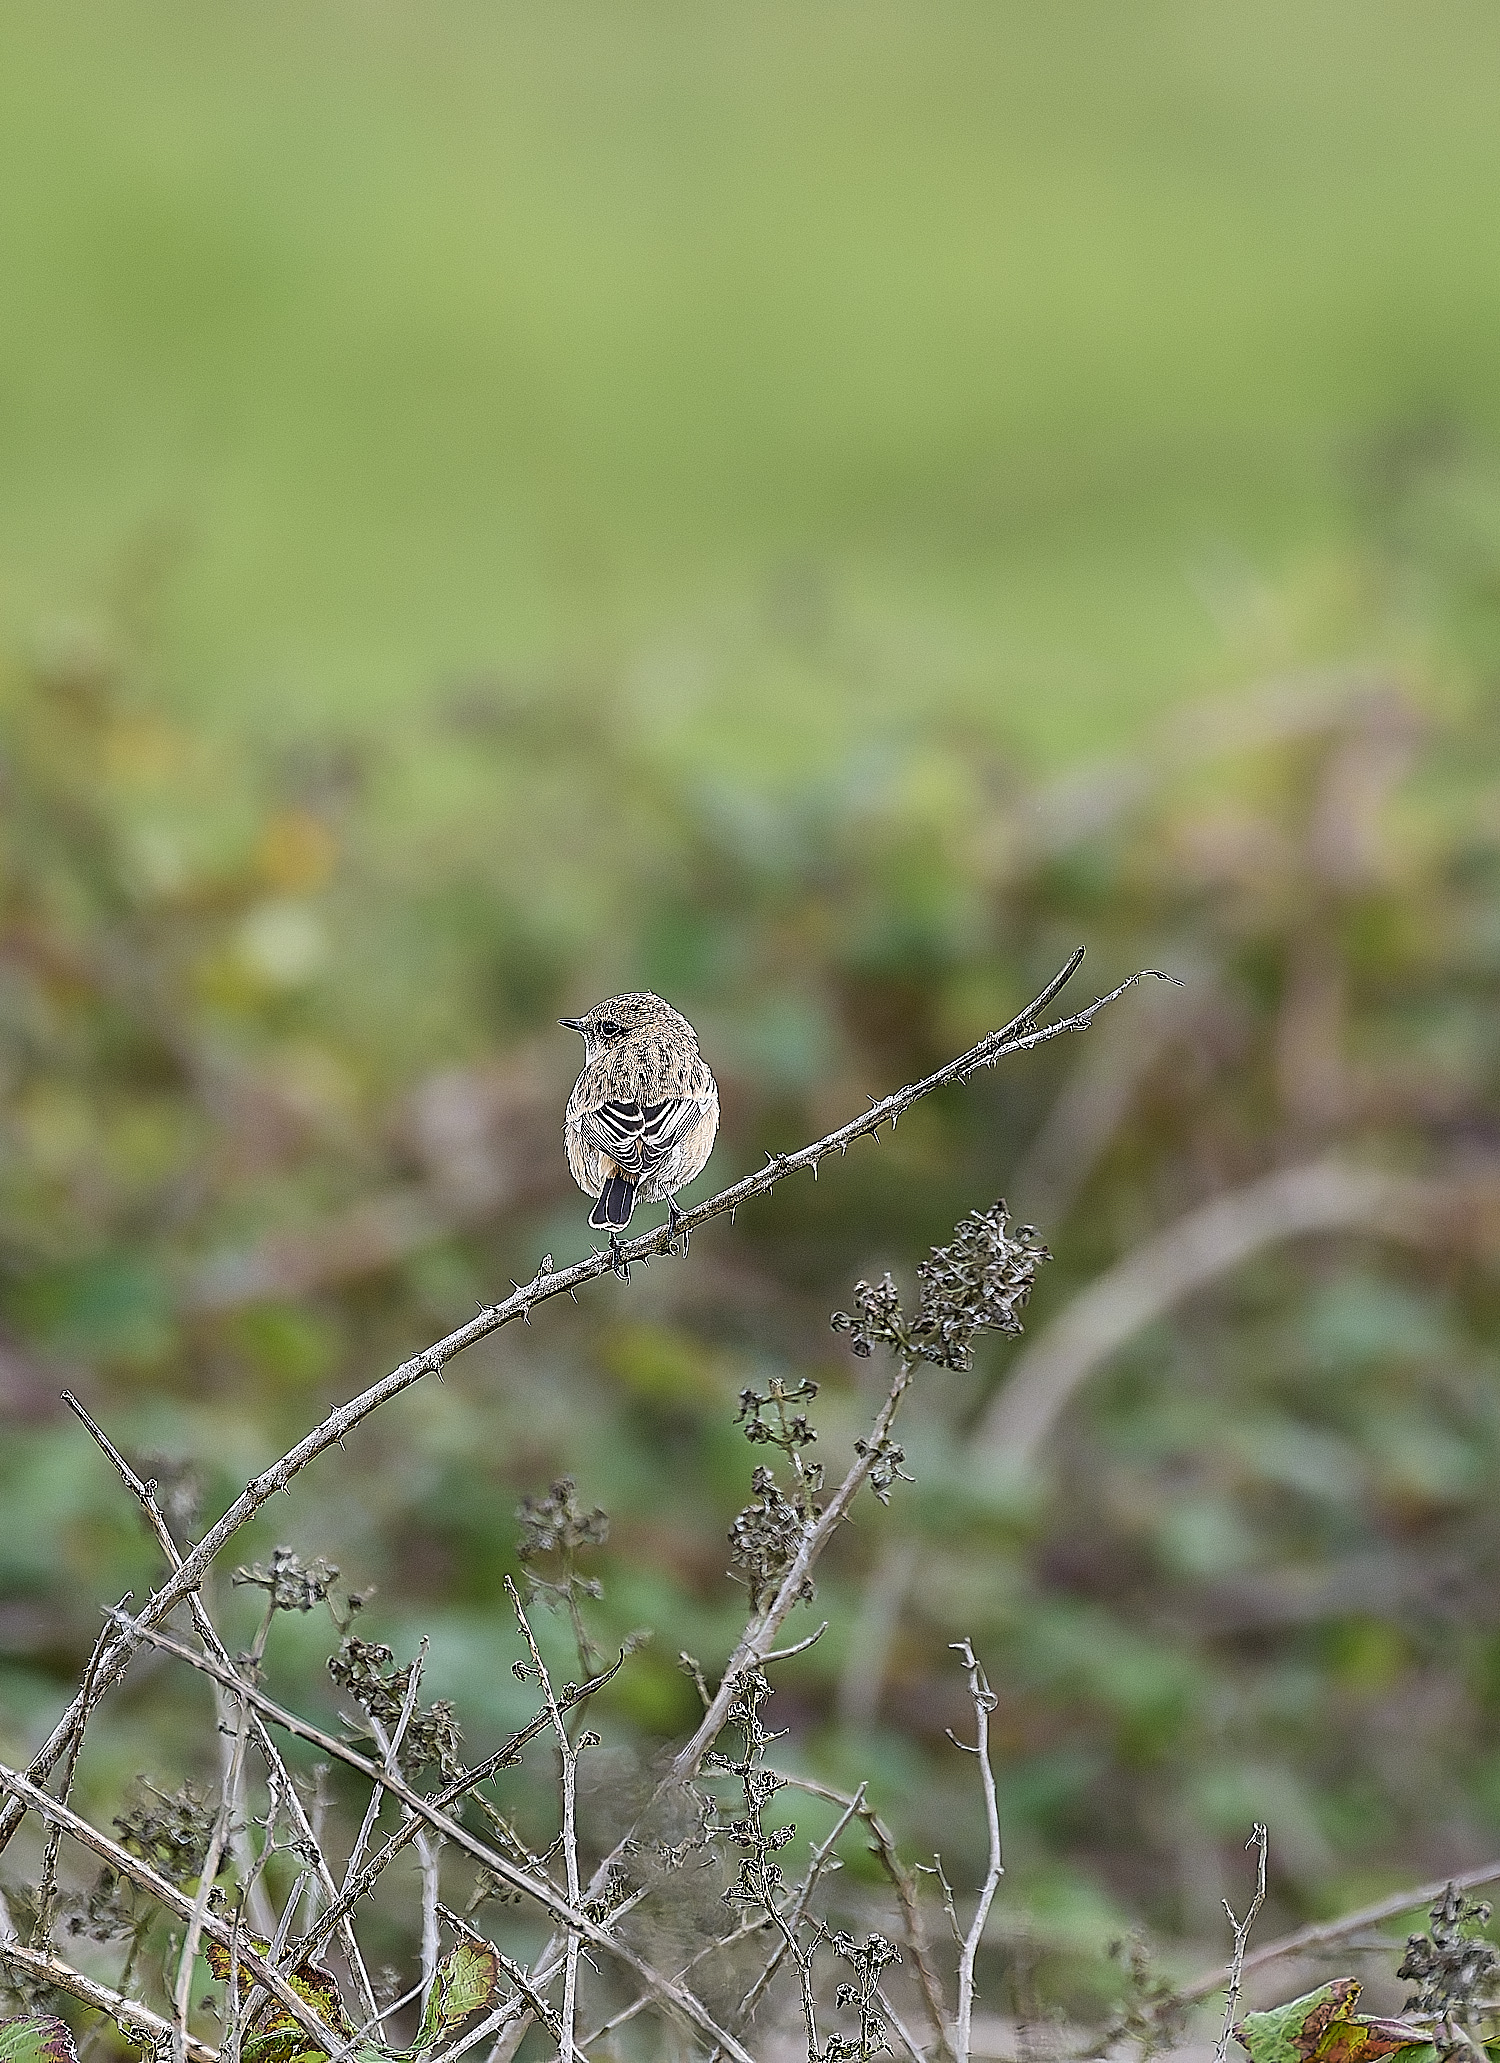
[727, 1379, 827, 1607]
[328, 1634, 464, 1779]
[1398, 1886, 1500, 2026]
[233, 1546, 342, 1616]
[729, 1467, 817, 1609]
[912, 1203, 1051, 1367]
[112, 1783, 221, 1888]
[830, 1200, 1050, 1370]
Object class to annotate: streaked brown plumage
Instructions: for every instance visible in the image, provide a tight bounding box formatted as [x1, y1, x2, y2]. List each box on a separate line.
[559, 992, 719, 1238]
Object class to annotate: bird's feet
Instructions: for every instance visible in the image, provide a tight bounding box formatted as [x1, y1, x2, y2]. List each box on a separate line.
[667, 1199, 689, 1254]
[608, 1233, 631, 1280]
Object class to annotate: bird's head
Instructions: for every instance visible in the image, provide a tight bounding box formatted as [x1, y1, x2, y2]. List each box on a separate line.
[559, 991, 694, 1065]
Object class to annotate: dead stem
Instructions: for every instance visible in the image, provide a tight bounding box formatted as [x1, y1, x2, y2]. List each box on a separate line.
[1213, 1826, 1269, 2063]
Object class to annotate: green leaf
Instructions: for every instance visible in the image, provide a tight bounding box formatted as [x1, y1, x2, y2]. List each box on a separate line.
[412, 1941, 502, 2051]
[0, 2020, 81, 2063]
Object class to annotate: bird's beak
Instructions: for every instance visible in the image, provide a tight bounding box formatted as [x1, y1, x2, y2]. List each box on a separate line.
[558, 1017, 586, 1032]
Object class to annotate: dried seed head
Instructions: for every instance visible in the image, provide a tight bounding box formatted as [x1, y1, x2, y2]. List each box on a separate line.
[516, 1477, 609, 1560]
[830, 1273, 904, 1358]
[1399, 1886, 1500, 2018]
[912, 1200, 1050, 1367]
[727, 1468, 814, 1609]
[233, 1545, 339, 1613]
[831, 1202, 1050, 1371]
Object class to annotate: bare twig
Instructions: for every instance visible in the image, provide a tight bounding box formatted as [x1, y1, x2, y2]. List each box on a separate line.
[672, 1352, 920, 1786]
[223, 1893, 245, 2063]
[173, 1677, 250, 2061]
[1, 948, 1159, 1862]
[878, 1986, 928, 2063]
[417, 1834, 444, 2022]
[507, 1578, 583, 2063]
[29, 1607, 119, 1951]
[292, 1662, 621, 1975]
[1179, 1854, 1500, 2003]
[339, 1658, 422, 1924]
[1011, 962, 1205, 1229]
[778, 1774, 954, 2060]
[362, 1651, 442, 2025]
[725, 1781, 868, 2048]
[949, 1642, 1004, 2063]
[1214, 1826, 1269, 2063]
[60, 1390, 373, 2009]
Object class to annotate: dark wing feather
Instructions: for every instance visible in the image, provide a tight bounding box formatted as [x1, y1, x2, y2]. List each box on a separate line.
[580, 1099, 646, 1175]
[581, 1097, 702, 1183]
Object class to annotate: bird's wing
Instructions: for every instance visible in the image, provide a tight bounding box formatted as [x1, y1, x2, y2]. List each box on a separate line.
[580, 1097, 705, 1183]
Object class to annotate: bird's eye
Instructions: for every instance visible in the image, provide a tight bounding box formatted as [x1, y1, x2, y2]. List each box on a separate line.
[595, 1020, 622, 1039]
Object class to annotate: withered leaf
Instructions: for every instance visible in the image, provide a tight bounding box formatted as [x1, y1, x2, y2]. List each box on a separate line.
[413, 1940, 502, 2050]
[0, 2019, 81, 2063]
[1235, 1980, 1433, 2063]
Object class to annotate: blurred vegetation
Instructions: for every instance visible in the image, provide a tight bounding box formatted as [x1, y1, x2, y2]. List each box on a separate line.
[8, 0, 1500, 2032]
[8, 421, 1500, 2015]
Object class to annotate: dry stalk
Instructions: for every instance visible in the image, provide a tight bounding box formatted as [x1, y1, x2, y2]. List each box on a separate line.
[291, 1666, 616, 1975]
[948, 1641, 1004, 2063]
[781, 1775, 953, 2059]
[506, 1578, 584, 2063]
[60, 1390, 375, 2013]
[358, 1639, 433, 2001]
[340, 1645, 427, 1922]
[0, 1760, 338, 2055]
[28, 1610, 118, 1953]
[1213, 1826, 1269, 2063]
[172, 1679, 250, 2060]
[669, 1354, 921, 1791]
[727, 1781, 868, 2042]
[878, 1985, 927, 2062]
[1177, 1855, 1500, 2004]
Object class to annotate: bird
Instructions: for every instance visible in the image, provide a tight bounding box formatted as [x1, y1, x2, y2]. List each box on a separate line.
[559, 992, 719, 1263]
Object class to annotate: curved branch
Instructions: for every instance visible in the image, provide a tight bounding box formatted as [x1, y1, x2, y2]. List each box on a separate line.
[1, 948, 1164, 1855]
[972, 1160, 1441, 1472]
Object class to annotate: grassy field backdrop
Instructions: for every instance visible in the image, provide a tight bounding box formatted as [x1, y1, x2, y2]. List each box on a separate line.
[4, 0, 1500, 763]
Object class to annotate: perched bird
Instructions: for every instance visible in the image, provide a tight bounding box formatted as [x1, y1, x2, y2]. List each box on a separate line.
[560, 992, 719, 1254]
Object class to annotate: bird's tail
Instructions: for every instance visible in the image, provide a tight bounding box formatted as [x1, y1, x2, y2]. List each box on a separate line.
[590, 1174, 637, 1231]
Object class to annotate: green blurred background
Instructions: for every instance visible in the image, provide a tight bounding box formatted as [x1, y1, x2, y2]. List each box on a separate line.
[8, 0, 1500, 2031]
